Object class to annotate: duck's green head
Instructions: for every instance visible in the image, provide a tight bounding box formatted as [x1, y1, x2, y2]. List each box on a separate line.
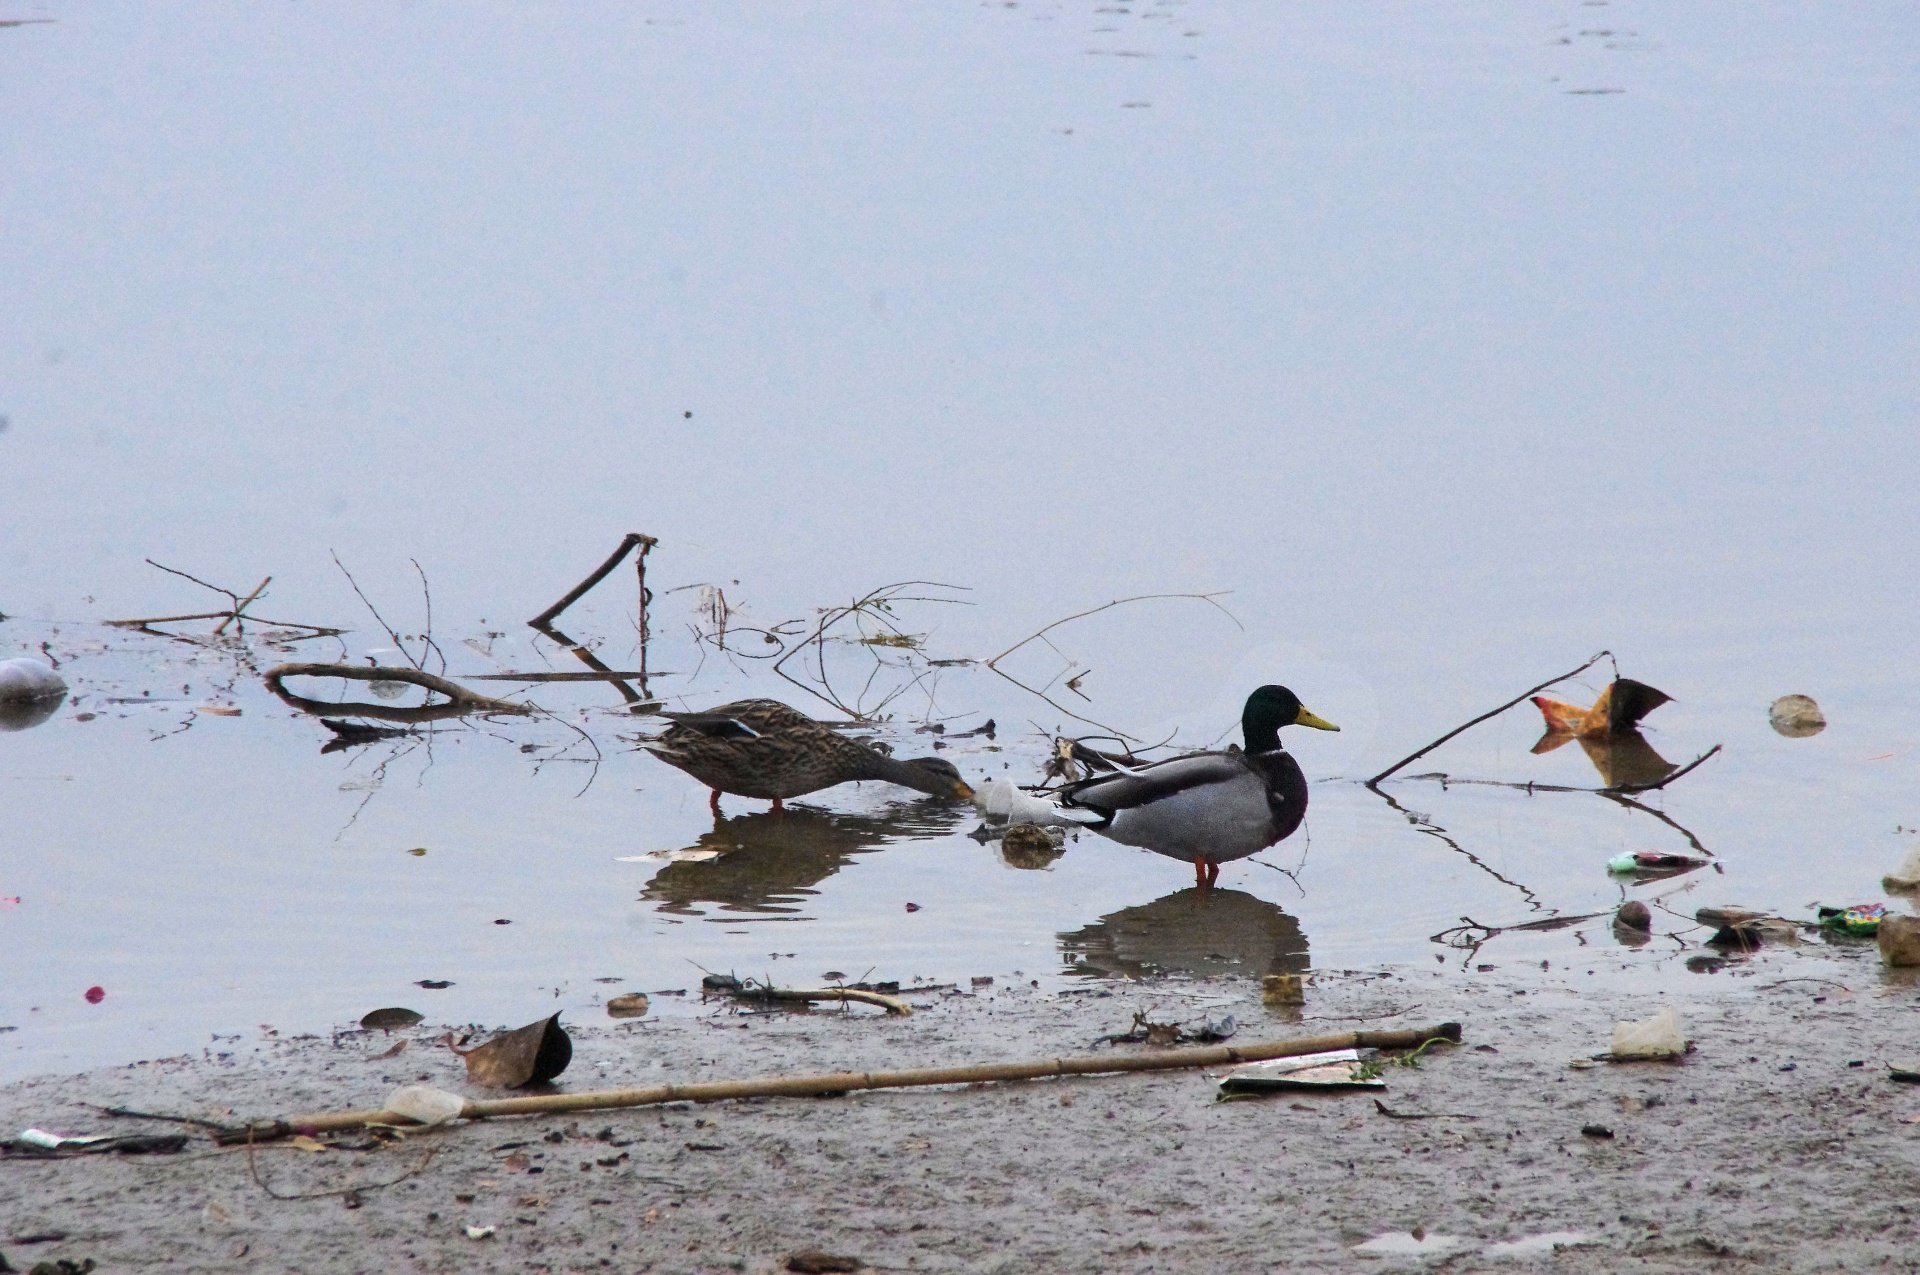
[1243, 685, 1339, 752]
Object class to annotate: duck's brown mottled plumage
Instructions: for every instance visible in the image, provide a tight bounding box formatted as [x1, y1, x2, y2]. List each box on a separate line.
[643, 698, 974, 811]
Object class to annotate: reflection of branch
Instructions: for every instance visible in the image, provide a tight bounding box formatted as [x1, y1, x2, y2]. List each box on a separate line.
[265, 663, 533, 721]
[1393, 745, 1723, 798]
[1368, 651, 1611, 785]
[1601, 791, 1712, 857]
[984, 593, 1239, 742]
[1368, 786, 1544, 911]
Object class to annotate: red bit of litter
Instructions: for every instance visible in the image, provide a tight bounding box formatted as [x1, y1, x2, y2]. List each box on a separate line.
[0, 897, 20, 908]
[84, 986, 106, 1004]
[904, 902, 922, 913]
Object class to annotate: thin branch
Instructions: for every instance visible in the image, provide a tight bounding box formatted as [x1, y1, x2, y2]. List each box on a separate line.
[211, 576, 271, 637]
[983, 593, 1240, 742]
[331, 551, 422, 671]
[531, 533, 657, 629]
[1367, 651, 1613, 785]
[411, 559, 447, 675]
[145, 559, 241, 609]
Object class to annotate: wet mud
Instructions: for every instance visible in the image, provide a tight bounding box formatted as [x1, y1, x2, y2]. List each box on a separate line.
[6, 964, 1918, 1273]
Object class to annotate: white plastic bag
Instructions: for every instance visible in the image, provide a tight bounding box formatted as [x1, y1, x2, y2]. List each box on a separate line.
[1610, 1005, 1685, 1058]
[384, 1084, 466, 1126]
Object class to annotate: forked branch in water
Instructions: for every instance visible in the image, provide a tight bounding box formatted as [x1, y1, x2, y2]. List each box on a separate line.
[1367, 651, 1615, 786]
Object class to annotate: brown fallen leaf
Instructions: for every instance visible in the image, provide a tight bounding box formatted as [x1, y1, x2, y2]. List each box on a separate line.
[289, 1135, 329, 1153]
[787, 1252, 864, 1274]
[198, 704, 243, 717]
[368, 1039, 408, 1061]
[451, 1014, 572, 1088]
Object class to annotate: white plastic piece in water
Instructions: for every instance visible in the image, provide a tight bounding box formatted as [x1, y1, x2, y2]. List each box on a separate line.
[1885, 846, 1920, 892]
[972, 778, 1101, 828]
[1610, 1005, 1686, 1058]
[384, 1084, 466, 1126]
[0, 658, 66, 703]
[464, 1225, 496, 1240]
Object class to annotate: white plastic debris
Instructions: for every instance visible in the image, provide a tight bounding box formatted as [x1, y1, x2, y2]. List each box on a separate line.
[0, 658, 65, 702]
[464, 1225, 496, 1240]
[1217, 1048, 1383, 1094]
[19, 1128, 107, 1149]
[1609, 1005, 1686, 1058]
[615, 849, 722, 863]
[973, 778, 1101, 828]
[384, 1084, 466, 1126]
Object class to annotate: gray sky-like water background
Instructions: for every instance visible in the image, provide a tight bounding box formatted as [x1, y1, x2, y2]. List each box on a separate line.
[3, 1, 1917, 1081]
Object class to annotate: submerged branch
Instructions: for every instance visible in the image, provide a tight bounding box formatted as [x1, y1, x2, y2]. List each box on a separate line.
[265, 663, 533, 722]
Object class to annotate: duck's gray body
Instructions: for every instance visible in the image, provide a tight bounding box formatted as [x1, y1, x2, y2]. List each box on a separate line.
[1059, 748, 1308, 866]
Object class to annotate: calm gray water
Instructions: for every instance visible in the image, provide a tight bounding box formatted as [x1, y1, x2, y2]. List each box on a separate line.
[3, 1, 1917, 1080]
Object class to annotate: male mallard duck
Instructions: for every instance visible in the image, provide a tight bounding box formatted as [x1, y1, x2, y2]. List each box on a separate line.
[642, 698, 975, 813]
[1058, 685, 1338, 887]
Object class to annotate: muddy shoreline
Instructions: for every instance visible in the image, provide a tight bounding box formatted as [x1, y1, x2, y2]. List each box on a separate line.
[5, 961, 1917, 1274]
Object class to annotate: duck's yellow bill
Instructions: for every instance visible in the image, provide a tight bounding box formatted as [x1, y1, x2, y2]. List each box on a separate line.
[1294, 707, 1340, 731]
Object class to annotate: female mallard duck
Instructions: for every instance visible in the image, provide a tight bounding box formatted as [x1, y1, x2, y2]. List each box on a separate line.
[643, 698, 975, 813]
[1058, 685, 1338, 887]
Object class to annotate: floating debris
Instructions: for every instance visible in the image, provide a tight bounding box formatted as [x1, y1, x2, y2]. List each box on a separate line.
[1768, 694, 1826, 738]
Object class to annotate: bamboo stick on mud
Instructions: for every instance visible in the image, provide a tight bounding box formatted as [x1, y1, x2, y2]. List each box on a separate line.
[220, 1023, 1461, 1143]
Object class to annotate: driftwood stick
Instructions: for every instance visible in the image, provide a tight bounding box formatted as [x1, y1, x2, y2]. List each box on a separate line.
[264, 663, 533, 721]
[219, 1023, 1462, 1143]
[727, 986, 913, 1016]
[1368, 651, 1613, 786]
[532, 533, 658, 629]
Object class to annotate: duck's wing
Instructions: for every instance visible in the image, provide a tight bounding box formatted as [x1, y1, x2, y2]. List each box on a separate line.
[1059, 753, 1253, 816]
[659, 698, 820, 740]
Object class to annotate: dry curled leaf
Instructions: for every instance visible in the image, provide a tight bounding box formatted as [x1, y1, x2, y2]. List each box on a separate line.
[452, 1014, 572, 1089]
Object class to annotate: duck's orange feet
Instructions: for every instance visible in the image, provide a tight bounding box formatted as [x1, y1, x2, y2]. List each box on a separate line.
[771, 797, 785, 814]
[1194, 859, 1219, 888]
[709, 788, 723, 815]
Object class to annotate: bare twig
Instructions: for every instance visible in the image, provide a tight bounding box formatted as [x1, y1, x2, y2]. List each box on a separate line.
[984, 593, 1240, 741]
[411, 559, 447, 675]
[247, 1127, 441, 1200]
[531, 533, 658, 629]
[211, 577, 271, 636]
[1367, 651, 1613, 785]
[331, 551, 422, 671]
[770, 581, 971, 720]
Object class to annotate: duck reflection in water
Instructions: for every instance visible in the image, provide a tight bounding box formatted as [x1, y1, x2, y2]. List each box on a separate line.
[642, 802, 970, 917]
[1059, 886, 1310, 981]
